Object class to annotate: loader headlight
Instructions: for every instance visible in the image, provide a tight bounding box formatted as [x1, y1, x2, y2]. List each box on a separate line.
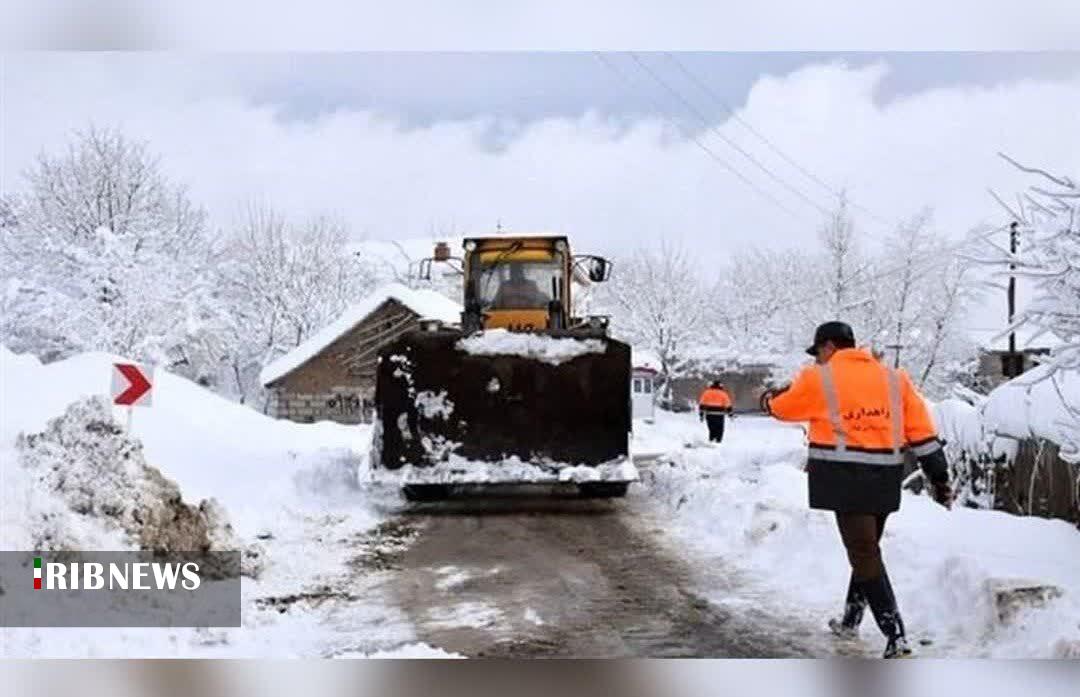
[554, 240, 567, 252]
[464, 240, 477, 252]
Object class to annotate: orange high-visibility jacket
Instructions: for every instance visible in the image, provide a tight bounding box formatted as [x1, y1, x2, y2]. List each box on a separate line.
[767, 348, 948, 513]
[699, 387, 732, 414]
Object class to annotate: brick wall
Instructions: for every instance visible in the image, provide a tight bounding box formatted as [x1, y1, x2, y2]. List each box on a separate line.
[265, 299, 421, 424]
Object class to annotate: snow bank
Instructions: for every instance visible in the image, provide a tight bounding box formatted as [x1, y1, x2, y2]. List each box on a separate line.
[1, 347, 375, 537]
[259, 282, 462, 386]
[982, 365, 1080, 462]
[455, 329, 605, 365]
[1, 346, 397, 657]
[639, 411, 1080, 657]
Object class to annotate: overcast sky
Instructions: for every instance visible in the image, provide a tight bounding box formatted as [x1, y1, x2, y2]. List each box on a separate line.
[2, 52, 1079, 282]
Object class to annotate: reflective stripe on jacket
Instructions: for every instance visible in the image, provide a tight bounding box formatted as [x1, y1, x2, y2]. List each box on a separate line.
[767, 348, 947, 512]
[699, 387, 732, 414]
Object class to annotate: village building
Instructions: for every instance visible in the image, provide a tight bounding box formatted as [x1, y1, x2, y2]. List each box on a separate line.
[969, 327, 1062, 391]
[631, 347, 778, 414]
[260, 283, 462, 425]
[630, 365, 658, 422]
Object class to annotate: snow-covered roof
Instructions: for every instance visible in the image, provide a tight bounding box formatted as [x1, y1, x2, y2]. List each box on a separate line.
[259, 283, 462, 387]
[969, 326, 1064, 352]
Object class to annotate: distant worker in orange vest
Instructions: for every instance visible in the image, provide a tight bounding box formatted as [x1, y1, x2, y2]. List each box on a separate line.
[762, 321, 953, 659]
[698, 380, 733, 443]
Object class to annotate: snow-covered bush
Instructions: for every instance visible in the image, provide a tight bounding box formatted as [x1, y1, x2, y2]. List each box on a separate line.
[933, 399, 1010, 510]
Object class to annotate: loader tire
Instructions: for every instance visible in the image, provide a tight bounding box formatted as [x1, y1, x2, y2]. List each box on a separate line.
[578, 482, 629, 499]
[402, 484, 451, 502]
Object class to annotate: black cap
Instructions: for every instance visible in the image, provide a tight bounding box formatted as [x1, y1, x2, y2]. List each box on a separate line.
[806, 321, 855, 356]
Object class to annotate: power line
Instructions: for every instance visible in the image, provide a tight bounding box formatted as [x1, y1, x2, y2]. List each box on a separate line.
[660, 52, 896, 230]
[592, 52, 813, 225]
[628, 52, 833, 219]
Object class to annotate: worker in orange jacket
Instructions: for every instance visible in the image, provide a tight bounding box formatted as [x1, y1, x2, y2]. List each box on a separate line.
[698, 380, 733, 443]
[762, 321, 953, 659]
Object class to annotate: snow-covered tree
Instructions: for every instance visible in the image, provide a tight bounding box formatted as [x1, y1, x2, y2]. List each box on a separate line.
[988, 155, 1080, 373]
[0, 128, 222, 382]
[868, 209, 978, 394]
[217, 203, 377, 404]
[602, 240, 709, 391]
[711, 246, 815, 358]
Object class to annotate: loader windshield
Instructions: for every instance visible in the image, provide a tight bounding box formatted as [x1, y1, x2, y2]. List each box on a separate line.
[473, 254, 564, 310]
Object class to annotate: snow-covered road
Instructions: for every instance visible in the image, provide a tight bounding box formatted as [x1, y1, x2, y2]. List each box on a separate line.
[380, 494, 815, 657]
[4, 349, 1078, 658]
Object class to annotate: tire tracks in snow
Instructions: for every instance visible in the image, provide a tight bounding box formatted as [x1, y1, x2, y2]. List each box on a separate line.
[383, 492, 818, 657]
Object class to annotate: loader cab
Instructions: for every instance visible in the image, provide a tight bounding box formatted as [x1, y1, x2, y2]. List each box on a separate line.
[461, 235, 583, 332]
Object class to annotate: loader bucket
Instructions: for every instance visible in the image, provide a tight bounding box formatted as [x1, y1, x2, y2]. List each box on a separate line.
[372, 329, 631, 476]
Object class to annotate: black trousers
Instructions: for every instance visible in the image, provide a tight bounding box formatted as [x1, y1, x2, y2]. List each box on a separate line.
[705, 413, 726, 442]
[836, 512, 889, 580]
[835, 513, 907, 641]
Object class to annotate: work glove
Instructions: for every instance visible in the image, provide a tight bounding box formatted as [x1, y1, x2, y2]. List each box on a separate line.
[931, 480, 954, 510]
[760, 384, 792, 414]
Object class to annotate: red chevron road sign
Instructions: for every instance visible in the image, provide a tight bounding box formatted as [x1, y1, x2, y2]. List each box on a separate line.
[112, 363, 153, 407]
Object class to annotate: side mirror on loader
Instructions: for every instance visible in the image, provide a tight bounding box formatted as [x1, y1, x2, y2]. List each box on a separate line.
[587, 257, 612, 283]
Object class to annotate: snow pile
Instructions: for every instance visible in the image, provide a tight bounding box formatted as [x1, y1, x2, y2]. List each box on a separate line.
[10, 396, 245, 566]
[5, 349, 372, 533]
[456, 329, 605, 365]
[638, 412, 1080, 657]
[982, 365, 1080, 462]
[0, 345, 378, 545]
[0, 346, 397, 656]
[259, 282, 462, 386]
[385, 455, 637, 485]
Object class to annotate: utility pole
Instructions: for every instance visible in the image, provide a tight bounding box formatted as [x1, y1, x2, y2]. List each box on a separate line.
[888, 344, 903, 369]
[1005, 221, 1020, 377]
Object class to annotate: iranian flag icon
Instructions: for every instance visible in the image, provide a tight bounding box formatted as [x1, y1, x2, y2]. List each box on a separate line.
[34, 557, 41, 590]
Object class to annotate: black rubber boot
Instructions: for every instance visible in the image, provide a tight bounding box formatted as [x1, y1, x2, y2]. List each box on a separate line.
[863, 571, 913, 659]
[828, 574, 866, 639]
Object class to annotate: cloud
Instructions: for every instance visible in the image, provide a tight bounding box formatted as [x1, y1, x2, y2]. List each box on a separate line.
[2, 55, 1079, 272]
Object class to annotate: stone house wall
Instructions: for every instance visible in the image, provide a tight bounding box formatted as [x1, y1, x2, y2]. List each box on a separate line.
[975, 348, 1051, 391]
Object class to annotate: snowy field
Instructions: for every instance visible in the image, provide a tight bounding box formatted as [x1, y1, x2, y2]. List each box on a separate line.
[634, 410, 1080, 658]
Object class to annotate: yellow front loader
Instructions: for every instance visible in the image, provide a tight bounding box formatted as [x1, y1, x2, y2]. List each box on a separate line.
[372, 234, 634, 501]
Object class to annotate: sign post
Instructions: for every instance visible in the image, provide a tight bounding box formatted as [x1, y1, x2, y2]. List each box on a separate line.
[111, 362, 154, 432]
